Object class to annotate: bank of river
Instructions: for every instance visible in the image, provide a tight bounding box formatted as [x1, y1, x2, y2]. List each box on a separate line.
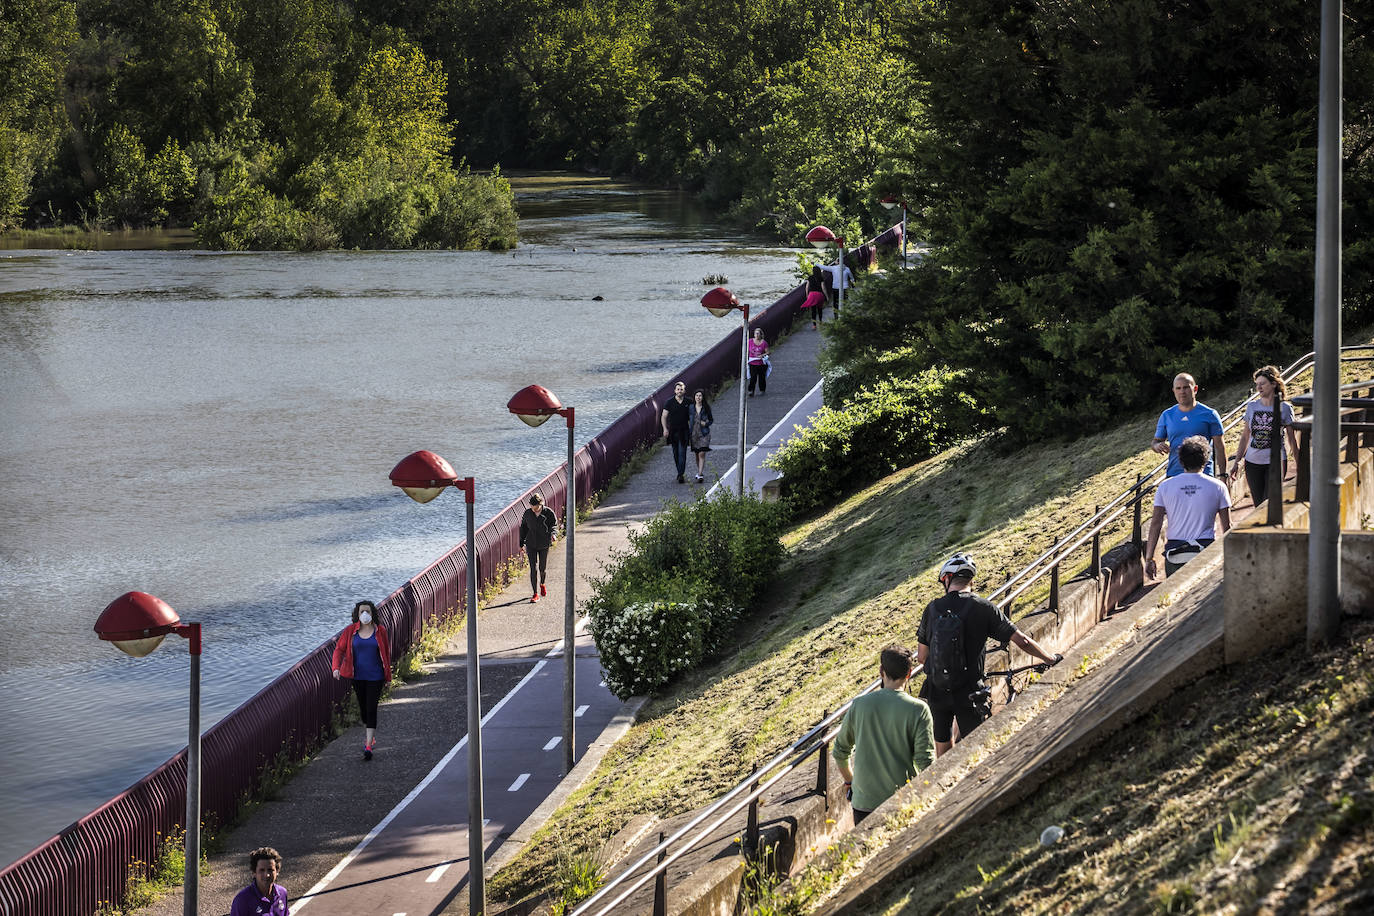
[0, 174, 801, 867]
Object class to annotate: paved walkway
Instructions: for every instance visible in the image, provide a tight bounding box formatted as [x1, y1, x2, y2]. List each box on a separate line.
[144, 318, 825, 916]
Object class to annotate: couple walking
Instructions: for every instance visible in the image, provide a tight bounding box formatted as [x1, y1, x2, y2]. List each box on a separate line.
[661, 380, 717, 484]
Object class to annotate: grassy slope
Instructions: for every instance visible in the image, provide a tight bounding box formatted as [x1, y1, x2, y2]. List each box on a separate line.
[867, 616, 1374, 915]
[489, 391, 1202, 907]
[487, 342, 1371, 910]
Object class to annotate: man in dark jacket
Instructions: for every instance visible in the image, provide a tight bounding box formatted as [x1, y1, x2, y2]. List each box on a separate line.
[519, 493, 558, 603]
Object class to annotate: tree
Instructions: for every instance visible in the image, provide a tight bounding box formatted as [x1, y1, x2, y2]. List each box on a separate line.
[0, 0, 77, 226]
[861, 0, 1374, 441]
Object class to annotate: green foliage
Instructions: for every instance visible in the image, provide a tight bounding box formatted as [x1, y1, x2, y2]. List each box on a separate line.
[549, 844, 603, 915]
[765, 369, 982, 514]
[0, 0, 77, 227]
[93, 125, 196, 225]
[858, 0, 1374, 442]
[587, 491, 786, 699]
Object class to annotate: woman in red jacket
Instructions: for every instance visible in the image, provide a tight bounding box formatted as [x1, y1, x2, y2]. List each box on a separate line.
[331, 600, 392, 760]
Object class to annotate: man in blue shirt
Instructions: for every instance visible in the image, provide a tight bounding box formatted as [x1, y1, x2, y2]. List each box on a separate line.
[1152, 373, 1227, 478]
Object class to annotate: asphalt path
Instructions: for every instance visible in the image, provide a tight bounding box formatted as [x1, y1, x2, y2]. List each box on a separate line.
[292, 630, 617, 914]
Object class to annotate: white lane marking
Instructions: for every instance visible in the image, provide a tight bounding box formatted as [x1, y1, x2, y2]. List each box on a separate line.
[394, 912, 407, 915]
[544, 736, 562, 750]
[508, 773, 531, 792]
[292, 658, 550, 910]
[575, 705, 590, 717]
[426, 863, 451, 883]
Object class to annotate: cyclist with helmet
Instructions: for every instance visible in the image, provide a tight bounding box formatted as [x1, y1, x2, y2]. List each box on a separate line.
[917, 552, 1062, 757]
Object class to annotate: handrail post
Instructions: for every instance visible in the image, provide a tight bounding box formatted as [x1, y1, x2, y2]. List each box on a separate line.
[1049, 537, 1060, 611]
[1297, 427, 1311, 501]
[1091, 506, 1101, 577]
[653, 832, 667, 916]
[1131, 475, 1143, 550]
[1267, 392, 1285, 526]
[746, 763, 760, 854]
[816, 715, 830, 803]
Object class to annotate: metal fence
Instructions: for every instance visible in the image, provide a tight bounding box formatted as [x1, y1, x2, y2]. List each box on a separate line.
[572, 343, 1374, 916]
[0, 226, 900, 916]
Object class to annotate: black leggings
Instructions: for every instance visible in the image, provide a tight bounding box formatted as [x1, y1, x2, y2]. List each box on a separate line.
[1244, 459, 1286, 507]
[748, 363, 767, 393]
[527, 546, 548, 591]
[352, 679, 383, 729]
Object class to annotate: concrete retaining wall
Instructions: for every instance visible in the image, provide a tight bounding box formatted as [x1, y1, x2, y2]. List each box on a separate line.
[1224, 446, 1374, 663]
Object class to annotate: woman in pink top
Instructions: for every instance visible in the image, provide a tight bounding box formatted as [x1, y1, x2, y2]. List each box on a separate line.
[747, 327, 769, 396]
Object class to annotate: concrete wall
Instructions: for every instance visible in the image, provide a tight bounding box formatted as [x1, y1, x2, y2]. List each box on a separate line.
[1224, 446, 1374, 664]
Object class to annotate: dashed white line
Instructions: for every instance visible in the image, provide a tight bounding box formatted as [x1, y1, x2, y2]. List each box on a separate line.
[575, 704, 590, 717]
[544, 736, 562, 750]
[508, 773, 531, 792]
[426, 863, 451, 883]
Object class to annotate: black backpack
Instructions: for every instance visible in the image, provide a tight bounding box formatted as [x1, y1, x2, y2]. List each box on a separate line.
[926, 601, 971, 693]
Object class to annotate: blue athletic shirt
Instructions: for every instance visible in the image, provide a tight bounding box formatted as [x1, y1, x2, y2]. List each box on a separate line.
[352, 631, 384, 681]
[1154, 403, 1224, 477]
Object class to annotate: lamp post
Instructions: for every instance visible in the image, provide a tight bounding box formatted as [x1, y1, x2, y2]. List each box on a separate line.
[807, 225, 847, 315]
[93, 592, 201, 916]
[880, 196, 909, 264]
[506, 384, 577, 773]
[388, 450, 484, 916]
[701, 286, 749, 494]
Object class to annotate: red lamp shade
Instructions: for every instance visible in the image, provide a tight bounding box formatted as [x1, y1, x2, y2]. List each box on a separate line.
[880, 196, 901, 210]
[507, 384, 563, 428]
[700, 286, 739, 318]
[390, 450, 459, 504]
[94, 591, 180, 657]
[806, 225, 837, 248]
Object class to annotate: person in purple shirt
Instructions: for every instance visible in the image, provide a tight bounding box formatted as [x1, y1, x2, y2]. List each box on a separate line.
[230, 846, 289, 915]
[1152, 372, 1228, 478]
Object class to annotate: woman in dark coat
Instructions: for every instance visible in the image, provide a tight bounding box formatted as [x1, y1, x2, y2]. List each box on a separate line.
[689, 389, 714, 483]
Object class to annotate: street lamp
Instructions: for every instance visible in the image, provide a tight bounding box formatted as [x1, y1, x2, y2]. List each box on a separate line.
[506, 384, 577, 773]
[880, 196, 909, 264]
[388, 450, 484, 916]
[93, 592, 202, 916]
[807, 225, 848, 315]
[700, 286, 749, 494]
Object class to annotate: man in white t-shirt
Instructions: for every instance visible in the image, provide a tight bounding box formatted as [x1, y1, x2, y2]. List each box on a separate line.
[1144, 435, 1233, 578]
[824, 263, 853, 318]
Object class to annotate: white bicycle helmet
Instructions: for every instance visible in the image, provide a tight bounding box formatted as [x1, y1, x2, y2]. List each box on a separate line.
[939, 552, 977, 582]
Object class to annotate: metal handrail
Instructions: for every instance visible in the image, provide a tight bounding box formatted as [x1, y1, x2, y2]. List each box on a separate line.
[573, 345, 1374, 916]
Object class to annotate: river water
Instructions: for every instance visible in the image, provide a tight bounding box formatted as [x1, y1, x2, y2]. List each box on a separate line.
[0, 174, 801, 867]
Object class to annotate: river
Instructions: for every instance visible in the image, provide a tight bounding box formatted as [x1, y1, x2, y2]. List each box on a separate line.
[0, 174, 801, 868]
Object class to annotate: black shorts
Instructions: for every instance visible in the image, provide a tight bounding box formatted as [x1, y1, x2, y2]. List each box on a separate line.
[924, 685, 988, 744]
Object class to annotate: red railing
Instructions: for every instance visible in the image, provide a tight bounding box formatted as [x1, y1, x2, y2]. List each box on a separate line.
[0, 227, 898, 916]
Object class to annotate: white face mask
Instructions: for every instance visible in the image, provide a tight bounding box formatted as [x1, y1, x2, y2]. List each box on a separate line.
[359, 612, 373, 625]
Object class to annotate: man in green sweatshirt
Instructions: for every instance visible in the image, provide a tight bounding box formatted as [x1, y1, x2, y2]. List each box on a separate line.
[832, 644, 935, 824]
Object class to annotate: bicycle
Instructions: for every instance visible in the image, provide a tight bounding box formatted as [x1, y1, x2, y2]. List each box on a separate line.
[970, 657, 1061, 720]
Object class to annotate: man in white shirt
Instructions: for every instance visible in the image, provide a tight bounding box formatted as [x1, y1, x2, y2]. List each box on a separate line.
[824, 262, 853, 318]
[1144, 435, 1233, 578]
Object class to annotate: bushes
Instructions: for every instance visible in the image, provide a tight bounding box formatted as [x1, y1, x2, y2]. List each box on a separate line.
[765, 368, 983, 515]
[587, 492, 785, 699]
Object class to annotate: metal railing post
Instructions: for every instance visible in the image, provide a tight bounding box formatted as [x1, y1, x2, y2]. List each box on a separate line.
[1297, 428, 1311, 501]
[653, 832, 667, 916]
[746, 763, 760, 854]
[1131, 475, 1143, 550]
[816, 716, 830, 802]
[1091, 506, 1101, 576]
[1267, 393, 1285, 526]
[1049, 537, 1060, 611]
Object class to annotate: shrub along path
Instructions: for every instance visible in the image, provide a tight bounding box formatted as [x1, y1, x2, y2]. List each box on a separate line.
[135, 317, 825, 916]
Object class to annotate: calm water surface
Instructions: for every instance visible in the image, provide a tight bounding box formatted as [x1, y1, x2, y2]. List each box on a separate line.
[0, 175, 800, 866]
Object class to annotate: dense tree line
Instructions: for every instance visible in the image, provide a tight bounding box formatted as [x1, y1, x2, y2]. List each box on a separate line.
[828, 0, 1374, 442]
[0, 0, 517, 248]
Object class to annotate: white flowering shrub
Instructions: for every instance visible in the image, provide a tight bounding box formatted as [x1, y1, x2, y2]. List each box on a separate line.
[590, 600, 710, 698]
[586, 492, 785, 699]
